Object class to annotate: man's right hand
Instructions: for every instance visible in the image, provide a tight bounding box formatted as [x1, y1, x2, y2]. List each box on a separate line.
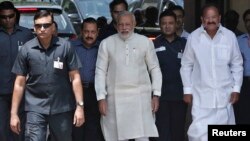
[10, 114, 21, 134]
[183, 94, 193, 104]
[98, 99, 107, 116]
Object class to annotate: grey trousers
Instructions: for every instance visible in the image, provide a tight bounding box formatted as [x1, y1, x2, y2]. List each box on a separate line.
[25, 111, 73, 141]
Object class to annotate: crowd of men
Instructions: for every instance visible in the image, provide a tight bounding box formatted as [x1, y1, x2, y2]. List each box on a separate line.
[0, 0, 250, 141]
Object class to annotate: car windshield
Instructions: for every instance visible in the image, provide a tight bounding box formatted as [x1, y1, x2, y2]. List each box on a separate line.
[141, 0, 158, 9]
[78, 0, 111, 20]
[19, 12, 74, 34]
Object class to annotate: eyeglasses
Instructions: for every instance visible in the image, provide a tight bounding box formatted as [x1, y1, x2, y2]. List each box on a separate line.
[34, 23, 53, 29]
[0, 13, 15, 20]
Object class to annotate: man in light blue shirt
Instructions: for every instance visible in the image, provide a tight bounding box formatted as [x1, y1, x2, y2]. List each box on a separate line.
[234, 9, 250, 125]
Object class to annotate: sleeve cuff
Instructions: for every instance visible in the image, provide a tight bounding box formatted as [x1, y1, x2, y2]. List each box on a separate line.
[183, 87, 192, 94]
[97, 94, 106, 101]
[153, 90, 161, 96]
[233, 85, 241, 93]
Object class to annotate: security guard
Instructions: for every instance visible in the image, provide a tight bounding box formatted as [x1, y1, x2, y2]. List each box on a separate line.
[154, 10, 187, 141]
[10, 10, 84, 141]
[0, 1, 34, 141]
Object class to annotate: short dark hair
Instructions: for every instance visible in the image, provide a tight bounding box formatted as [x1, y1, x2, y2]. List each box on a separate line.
[201, 3, 220, 17]
[81, 17, 97, 30]
[243, 9, 250, 22]
[159, 9, 177, 24]
[53, 21, 58, 30]
[97, 16, 107, 23]
[145, 6, 158, 22]
[168, 5, 185, 16]
[97, 16, 107, 28]
[0, 1, 16, 11]
[34, 10, 54, 23]
[109, 0, 128, 12]
[0, 1, 20, 24]
[224, 10, 239, 21]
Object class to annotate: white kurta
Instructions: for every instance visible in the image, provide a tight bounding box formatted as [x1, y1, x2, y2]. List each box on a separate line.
[95, 33, 162, 141]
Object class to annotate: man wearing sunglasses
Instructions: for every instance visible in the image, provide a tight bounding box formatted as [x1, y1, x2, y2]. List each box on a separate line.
[0, 1, 33, 141]
[10, 10, 84, 141]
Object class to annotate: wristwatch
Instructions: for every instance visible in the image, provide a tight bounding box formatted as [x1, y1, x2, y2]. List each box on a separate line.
[77, 101, 84, 108]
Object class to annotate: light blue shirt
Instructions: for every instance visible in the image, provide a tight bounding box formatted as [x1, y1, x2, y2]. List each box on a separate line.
[237, 33, 250, 76]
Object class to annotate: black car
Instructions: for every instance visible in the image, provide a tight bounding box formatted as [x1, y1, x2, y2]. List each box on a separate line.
[13, 1, 77, 40]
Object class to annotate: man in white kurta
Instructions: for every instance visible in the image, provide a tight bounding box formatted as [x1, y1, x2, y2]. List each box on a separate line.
[180, 4, 243, 141]
[95, 11, 162, 141]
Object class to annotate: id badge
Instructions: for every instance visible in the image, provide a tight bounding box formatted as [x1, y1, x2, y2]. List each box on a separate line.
[54, 57, 63, 69]
[18, 41, 23, 51]
[18, 45, 22, 51]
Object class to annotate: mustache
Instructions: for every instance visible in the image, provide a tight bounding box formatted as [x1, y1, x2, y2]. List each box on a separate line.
[208, 22, 216, 25]
[121, 30, 129, 33]
[85, 37, 93, 40]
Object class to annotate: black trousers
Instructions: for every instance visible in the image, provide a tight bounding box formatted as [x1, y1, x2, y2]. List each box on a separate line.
[234, 77, 250, 124]
[0, 94, 25, 141]
[155, 100, 188, 141]
[72, 85, 104, 141]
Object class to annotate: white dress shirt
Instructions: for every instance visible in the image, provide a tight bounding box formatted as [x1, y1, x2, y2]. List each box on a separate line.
[180, 25, 243, 108]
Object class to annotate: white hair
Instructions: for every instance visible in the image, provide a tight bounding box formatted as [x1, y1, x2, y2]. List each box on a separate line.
[117, 11, 136, 24]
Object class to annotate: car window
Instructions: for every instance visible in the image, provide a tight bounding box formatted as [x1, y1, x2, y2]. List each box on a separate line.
[19, 13, 34, 28]
[78, 0, 111, 20]
[62, 0, 78, 14]
[141, 0, 158, 9]
[54, 14, 67, 31]
[128, 1, 141, 12]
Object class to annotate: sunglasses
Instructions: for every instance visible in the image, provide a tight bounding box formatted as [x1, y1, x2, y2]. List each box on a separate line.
[0, 13, 15, 20]
[34, 23, 53, 29]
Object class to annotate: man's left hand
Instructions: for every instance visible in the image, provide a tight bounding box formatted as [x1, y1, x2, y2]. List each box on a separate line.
[230, 92, 240, 104]
[152, 96, 159, 113]
[73, 106, 85, 127]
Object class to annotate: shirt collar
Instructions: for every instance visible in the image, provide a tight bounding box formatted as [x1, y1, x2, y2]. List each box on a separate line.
[32, 36, 60, 50]
[73, 38, 99, 49]
[158, 34, 180, 43]
[0, 24, 23, 33]
[199, 24, 224, 36]
[241, 33, 250, 39]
